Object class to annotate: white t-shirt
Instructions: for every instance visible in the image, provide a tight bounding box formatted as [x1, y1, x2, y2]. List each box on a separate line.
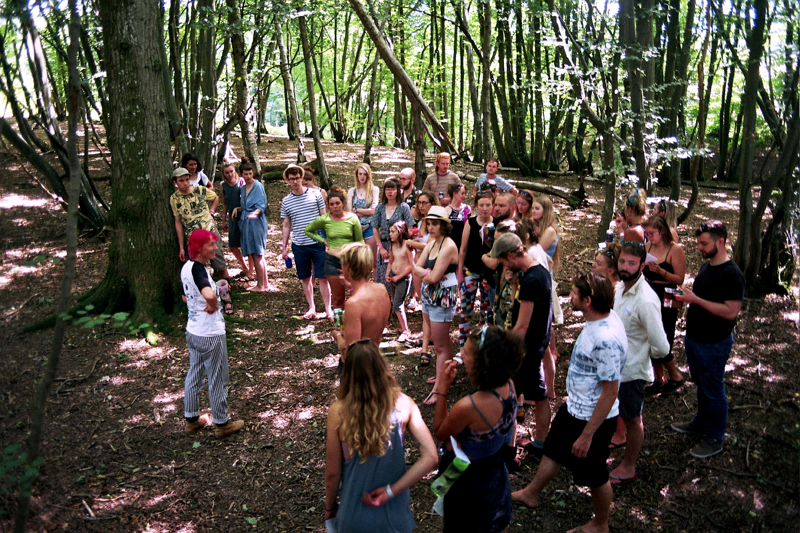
[181, 260, 225, 337]
[566, 310, 627, 420]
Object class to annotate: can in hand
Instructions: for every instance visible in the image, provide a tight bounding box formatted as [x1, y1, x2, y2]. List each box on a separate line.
[606, 229, 614, 243]
[333, 308, 343, 329]
[285, 257, 293, 269]
[663, 287, 684, 309]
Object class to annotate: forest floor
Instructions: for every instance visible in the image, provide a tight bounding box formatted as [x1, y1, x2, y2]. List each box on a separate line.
[0, 135, 798, 533]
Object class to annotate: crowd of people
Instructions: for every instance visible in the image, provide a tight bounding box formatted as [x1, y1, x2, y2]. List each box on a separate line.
[170, 153, 745, 533]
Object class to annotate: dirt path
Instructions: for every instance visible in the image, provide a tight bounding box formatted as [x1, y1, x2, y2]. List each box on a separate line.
[0, 137, 797, 532]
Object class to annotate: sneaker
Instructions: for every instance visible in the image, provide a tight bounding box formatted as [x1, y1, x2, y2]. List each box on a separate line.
[407, 297, 420, 312]
[214, 419, 244, 437]
[690, 439, 723, 459]
[644, 381, 662, 395]
[185, 414, 211, 434]
[660, 379, 685, 395]
[671, 420, 704, 436]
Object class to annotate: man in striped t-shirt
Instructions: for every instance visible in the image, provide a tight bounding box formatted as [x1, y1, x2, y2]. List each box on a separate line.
[280, 164, 332, 320]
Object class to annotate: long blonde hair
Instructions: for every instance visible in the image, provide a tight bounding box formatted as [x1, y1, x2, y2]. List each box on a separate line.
[354, 163, 375, 205]
[534, 194, 560, 272]
[337, 340, 400, 461]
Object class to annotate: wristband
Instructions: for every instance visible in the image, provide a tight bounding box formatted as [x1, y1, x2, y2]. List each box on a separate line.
[457, 274, 464, 278]
[385, 484, 395, 499]
[425, 269, 431, 276]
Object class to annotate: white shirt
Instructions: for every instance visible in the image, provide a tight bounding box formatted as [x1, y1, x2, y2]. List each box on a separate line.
[613, 275, 670, 383]
[181, 261, 225, 337]
[566, 311, 628, 420]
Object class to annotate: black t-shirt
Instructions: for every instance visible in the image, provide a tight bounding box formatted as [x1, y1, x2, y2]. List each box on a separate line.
[685, 260, 745, 343]
[512, 264, 553, 358]
[402, 188, 421, 209]
[464, 216, 494, 278]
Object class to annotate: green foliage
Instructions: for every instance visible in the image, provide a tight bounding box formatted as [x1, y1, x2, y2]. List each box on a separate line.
[63, 306, 152, 338]
[0, 444, 44, 508]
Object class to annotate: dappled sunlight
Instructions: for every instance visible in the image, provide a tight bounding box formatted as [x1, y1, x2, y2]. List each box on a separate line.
[153, 391, 183, 404]
[0, 193, 49, 209]
[625, 506, 650, 522]
[126, 413, 149, 425]
[702, 195, 739, 211]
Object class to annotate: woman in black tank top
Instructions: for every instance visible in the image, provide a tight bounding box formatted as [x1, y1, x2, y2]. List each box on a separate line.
[412, 207, 460, 406]
[643, 215, 687, 395]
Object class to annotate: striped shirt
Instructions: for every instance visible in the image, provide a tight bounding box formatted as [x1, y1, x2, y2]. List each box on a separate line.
[280, 188, 325, 247]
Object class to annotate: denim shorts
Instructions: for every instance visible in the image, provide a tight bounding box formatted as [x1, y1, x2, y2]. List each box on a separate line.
[618, 379, 646, 419]
[422, 302, 456, 323]
[362, 225, 374, 239]
[292, 242, 326, 280]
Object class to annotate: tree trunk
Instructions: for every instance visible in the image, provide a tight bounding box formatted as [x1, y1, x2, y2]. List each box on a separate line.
[92, 0, 182, 327]
[226, 0, 260, 173]
[733, 0, 768, 288]
[620, 0, 649, 188]
[363, 52, 380, 164]
[298, 15, 331, 189]
[276, 22, 302, 146]
[13, 5, 83, 530]
[195, 0, 218, 175]
[349, 0, 458, 154]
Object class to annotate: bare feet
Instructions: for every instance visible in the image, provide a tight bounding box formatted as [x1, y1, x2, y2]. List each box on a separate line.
[302, 310, 317, 320]
[247, 285, 267, 292]
[566, 520, 609, 533]
[511, 489, 538, 508]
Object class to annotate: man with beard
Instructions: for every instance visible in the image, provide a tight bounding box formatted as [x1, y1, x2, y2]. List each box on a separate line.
[673, 220, 745, 458]
[398, 167, 421, 211]
[512, 271, 627, 533]
[489, 233, 552, 455]
[492, 192, 515, 223]
[607, 242, 669, 485]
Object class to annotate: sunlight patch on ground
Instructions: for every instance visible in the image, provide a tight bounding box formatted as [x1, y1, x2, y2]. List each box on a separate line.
[783, 309, 799, 323]
[144, 492, 175, 508]
[0, 193, 48, 209]
[297, 407, 315, 420]
[702, 196, 739, 211]
[626, 506, 650, 523]
[126, 414, 149, 425]
[153, 391, 183, 404]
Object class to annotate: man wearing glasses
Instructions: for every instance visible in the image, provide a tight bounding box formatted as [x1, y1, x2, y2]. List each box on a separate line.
[280, 164, 332, 320]
[512, 270, 627, 533]
[398, 167, 421, 210]
[673, 220, 745, 458]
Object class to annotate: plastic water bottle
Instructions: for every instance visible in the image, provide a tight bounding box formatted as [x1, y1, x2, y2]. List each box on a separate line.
[431, 456, 469, 497]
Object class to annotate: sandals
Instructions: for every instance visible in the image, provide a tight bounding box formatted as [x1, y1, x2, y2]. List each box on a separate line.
[222, 298, 234, 316]
[419, 352, 433, 367]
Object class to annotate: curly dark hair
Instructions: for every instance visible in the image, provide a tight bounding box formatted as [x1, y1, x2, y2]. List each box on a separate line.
[466, 326, 525, 390]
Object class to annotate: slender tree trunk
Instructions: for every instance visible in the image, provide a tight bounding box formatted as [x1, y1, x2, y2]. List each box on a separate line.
[298, 15, 330, 189]
[226, 0, 260, 173]
[363, 52, 380, 164]
[349, 0, 458, 154]
[276, 22, 302, 148]
[12, 5, 83, 530]
[620, 0, 649, 188]
[195, 0, 217, 174]
[733, 0, 768, 286]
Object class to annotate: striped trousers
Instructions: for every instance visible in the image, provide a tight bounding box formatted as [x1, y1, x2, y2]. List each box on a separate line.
[184, 332, 230, 425]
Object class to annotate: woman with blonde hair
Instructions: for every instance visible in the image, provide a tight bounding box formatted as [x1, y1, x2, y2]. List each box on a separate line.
[652, 198, 680, 243]
[347, 164, 380, 268]
[325, 339, 437, 532]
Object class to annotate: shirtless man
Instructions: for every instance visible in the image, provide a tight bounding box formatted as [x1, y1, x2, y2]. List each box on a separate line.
[332, 242, 391, 358]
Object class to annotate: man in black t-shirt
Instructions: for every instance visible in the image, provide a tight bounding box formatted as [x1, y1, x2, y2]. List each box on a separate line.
[490, 233, 553, 454]
[673, 220, 745, 459]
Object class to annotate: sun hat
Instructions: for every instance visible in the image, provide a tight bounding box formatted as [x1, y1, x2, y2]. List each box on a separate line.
[425, 206, 449, 222]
